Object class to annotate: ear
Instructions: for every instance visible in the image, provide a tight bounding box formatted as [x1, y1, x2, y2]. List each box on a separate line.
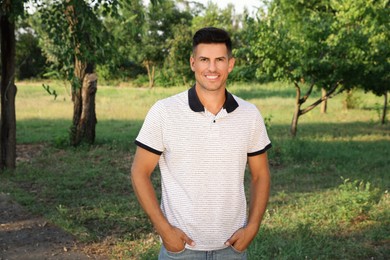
[190, 56, 195, 71]
[228, 57, 235, 73]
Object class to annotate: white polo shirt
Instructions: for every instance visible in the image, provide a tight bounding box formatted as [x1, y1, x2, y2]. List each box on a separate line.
[135, 86, 271, 251]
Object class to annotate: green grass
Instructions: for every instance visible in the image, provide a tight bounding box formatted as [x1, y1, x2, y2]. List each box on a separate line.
[1, 81, 389, 259]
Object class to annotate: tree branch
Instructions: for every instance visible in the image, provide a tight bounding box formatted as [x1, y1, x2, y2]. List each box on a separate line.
[300, 81, 315, 104]
[293, 81, 301, 106]
[301, 81, 343, 115]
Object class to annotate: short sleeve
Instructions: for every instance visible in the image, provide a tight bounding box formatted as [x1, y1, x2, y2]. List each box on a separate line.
[247, 109, 272, 156]
[135, 101, 166, 155]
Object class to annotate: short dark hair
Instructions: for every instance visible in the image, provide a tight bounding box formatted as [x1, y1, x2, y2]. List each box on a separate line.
[192, 27, 233, 57]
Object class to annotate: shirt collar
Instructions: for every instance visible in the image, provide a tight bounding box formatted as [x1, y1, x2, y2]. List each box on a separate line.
[188, 84, 239, 113]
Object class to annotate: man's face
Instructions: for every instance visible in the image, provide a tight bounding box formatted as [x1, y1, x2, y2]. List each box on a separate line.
[190, 43, 235, 92]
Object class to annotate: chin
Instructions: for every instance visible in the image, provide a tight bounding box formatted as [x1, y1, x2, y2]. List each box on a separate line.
[200, 83, 224, 91]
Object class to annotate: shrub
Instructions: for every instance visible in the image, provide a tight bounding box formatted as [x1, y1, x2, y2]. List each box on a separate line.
[336, 177, 382, 222]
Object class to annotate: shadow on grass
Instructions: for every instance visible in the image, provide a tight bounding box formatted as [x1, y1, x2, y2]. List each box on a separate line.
[16, 118, 144, 149]
[5, 118, 390, 259]
[268, 121, 390, 193]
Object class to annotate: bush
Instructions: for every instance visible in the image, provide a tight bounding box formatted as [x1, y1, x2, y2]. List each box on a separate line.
[337, 177, 381, 222]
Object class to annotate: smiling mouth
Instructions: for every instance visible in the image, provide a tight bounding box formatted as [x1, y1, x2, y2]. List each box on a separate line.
[206, 75, 218, 80]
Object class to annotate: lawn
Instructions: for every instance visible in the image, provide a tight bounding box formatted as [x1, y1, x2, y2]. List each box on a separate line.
[1, 81, 389, 259]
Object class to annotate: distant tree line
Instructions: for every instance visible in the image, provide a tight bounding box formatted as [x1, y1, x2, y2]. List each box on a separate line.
[9, 0, 389, 92]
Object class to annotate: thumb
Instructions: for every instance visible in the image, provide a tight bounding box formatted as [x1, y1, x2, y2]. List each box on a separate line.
[180, 231, 196, 247]
[225, 232, 239, 246]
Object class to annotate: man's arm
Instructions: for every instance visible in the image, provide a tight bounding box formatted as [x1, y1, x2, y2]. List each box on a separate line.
[130, 146, 194, 252]
[225, 152, 271, 251]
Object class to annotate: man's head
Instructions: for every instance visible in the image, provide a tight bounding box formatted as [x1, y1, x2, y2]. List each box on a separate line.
[190, 27, 235, 92]
[192, 27, 233, 58]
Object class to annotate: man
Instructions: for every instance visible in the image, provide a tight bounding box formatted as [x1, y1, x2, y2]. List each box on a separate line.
[131, 27, 271, 259]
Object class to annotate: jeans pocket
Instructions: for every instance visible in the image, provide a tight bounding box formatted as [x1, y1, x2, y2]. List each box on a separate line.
[230, 245, 246, 254]
[166, 247, 186, 255]
[159, 245, 187, 260]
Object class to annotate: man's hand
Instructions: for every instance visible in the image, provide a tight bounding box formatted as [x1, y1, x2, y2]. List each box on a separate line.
[161, 226, 195, 253]
[225, 224, 258, 252]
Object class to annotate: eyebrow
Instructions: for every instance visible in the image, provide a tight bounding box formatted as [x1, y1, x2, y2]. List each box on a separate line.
[198, 56, 227, 60]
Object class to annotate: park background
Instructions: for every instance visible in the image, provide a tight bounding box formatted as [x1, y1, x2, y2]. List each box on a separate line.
[0, 0, 389, 259]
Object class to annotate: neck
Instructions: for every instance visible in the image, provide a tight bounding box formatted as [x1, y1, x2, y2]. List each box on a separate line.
[195, 85, 226, 115]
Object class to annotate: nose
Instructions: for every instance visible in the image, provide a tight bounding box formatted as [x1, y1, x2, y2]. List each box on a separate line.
[208, 60, 217, 71]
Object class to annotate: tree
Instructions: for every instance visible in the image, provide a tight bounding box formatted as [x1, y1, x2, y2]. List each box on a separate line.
[159, 1, 194, 86]
[345, 0, 390, 124]
[37, 0, 164, 143]
[233, 10, 266, 83]
[15, 19, 46, 79]
[161, 22, 193, 86]
[0, 0, 26, 169]
[253, 0, 337, 135]
[141, 0, 193, 87]
[101, 0, 146, 81]
[102, 0, 245, 87]
[191, 2, 235, 30]
[37, 0, 120, 146]
[324, 0, 389, 123]
[252, 0, 389, 136]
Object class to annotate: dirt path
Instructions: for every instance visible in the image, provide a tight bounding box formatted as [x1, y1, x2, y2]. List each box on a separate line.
[0, 193, 108, 260]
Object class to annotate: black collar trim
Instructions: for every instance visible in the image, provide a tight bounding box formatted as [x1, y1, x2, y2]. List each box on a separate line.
[188, 85, 239, 113]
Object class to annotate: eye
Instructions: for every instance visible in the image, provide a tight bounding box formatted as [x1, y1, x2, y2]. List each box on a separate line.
[200, 58, 208, 62]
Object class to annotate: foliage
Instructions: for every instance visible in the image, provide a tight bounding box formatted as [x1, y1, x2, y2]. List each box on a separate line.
[98, 0, 247, 87]
[33, 0, 125, 146]
[248, 0, 390, 135]
[144, 0, 194, 87]
[253, 0, 389, 94]
[15, 19, 46, 79]
[0, 0, 25, 19]
[232, 12, 265, 82]
[337, 178, 381, 221]
[158, 21, 193, 87]
[36, 0, 116, 87]
[253, 0, 338, 88]
[4, 0, 389, 91]
[42, 83, 58, 100]
[344, 90, 361, 109]
[101, 0, 146, 80]
[191, 2, 235, 31]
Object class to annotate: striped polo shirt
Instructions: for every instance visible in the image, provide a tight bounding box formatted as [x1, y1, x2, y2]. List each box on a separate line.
[135, 86, 271, 251]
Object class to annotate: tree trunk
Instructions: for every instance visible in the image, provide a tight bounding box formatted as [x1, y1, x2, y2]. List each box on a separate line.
[320, 88, 327, 113]
[66, 2, 97, 146]
[343, 89, 354, 110]
[150, 65, 155, 88]
[291, 103, 301, 137]
[144, 61, 155, 88]
[291, 81, 342, 136]
[291, 85, 302, 137]
[382, 91, 388, 125]
[0, 13, 17, 170]
[70, 61, 97, 146]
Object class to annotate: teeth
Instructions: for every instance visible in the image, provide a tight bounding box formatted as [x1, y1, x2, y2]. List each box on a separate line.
[206, 75, 218, 79]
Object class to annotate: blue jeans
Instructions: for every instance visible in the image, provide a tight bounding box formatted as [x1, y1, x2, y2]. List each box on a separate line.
[158, 245, 247, 260]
